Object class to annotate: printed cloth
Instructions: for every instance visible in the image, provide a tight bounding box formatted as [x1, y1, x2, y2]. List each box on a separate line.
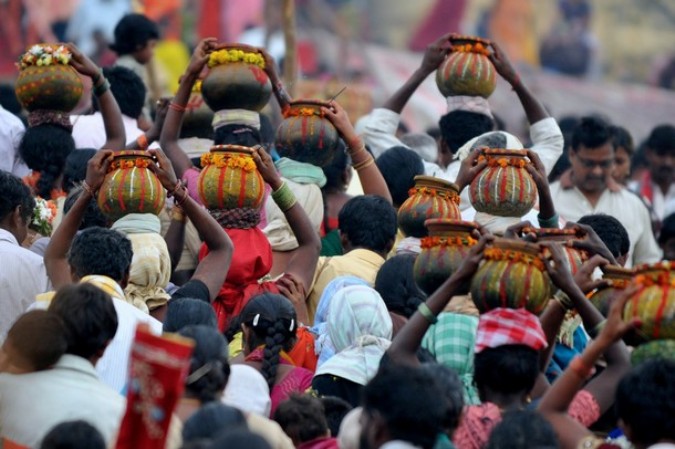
[474, 308, 548, 353]
[446, 96, 493, 119]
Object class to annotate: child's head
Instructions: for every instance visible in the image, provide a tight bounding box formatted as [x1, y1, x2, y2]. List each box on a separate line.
[110, 13, 159, 64]
[660, 213, 675, 261]
[0, 310, 67, 374]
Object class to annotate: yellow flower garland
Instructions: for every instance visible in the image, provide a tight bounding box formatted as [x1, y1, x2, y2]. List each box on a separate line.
[201, 153, 257, 171]
[207, 49, 266, 69]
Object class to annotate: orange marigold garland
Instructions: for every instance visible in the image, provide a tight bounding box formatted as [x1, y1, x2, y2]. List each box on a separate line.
[420, 235, 478, 249]
[452, 42, 490, 56]
[201, 153, 257, 171]
[409, 186, 460, 205]
[283, 107, 324, 118]
[483, 247, 546, 271]
[109, 158, 152, 172]
[478, 155, 528, 169]
[633, 272, 675, 288]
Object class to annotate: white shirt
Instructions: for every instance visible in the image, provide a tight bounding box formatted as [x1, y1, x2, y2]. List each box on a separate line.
[550, 178, 662, 266]
[0, 228, 50, 341]
[0, 106, 30, 177]
[0, 354, 125, 448]
[628, 179, 675, 222]
[65, 0, 130, 56]
[70, 112, 144, 149]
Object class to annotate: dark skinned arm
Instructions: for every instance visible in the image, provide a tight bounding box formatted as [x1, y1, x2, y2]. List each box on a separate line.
[164, 210, 187, 273]
[261, 50, 292, 111]
[526, 150, 556, 221]
[125, 98, 169, 150]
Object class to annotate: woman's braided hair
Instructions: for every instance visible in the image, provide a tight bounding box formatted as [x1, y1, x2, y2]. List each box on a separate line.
[240, 293, 298, 390]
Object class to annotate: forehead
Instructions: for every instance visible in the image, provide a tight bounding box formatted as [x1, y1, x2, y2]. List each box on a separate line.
[575, 142, 614, 159]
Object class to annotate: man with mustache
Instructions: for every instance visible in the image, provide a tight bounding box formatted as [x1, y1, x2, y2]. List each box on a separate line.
[549, 116, 661, 266]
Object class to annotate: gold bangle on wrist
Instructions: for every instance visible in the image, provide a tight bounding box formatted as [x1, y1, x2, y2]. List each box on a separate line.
[353, 156, 375, 171]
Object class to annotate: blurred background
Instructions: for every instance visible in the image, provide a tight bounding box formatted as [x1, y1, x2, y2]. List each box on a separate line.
[1, 0, 674, 141]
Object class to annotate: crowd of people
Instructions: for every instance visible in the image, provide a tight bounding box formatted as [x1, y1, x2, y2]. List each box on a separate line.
[0, 11, 674, 449]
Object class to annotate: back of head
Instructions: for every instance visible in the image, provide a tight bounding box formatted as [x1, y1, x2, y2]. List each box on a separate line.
[420, 363, 464, 434]
[610, 125, 634, 156]
[320, 396, 353, 438]
[164, 298, 217, 332]
[0, 170, 34, 223]
[182, 403, 247, 443]
[63, 187, 108, 230]
[111, 13, 159, 56]
[63, 149, 96, 193]
[101, 66, 146, 119]
[338, 195, 397, 254]
[486, 410, 559, 449]
[19, 125, 75, 198]
[659, 213, 675, 249]
[214, 125, 262, 147]
[474, 345, 539, 400]
[362, 364, 445, 449]
[616, 359, 675, 447]
[6, 310, 67, 372]
[48, 284, 118, 360]
[646, 124, 675, 155]
[577, 214, 630, 259]
[374, 254, 426, 318]
[40, 420, 106, 449]
[400, 133, 438, 164]
[439, 110, 494, 154]
[178, 325, 230, 403]
[68, 227, 133, 283]
[274, 394, 329, 446]
[209, 429, 272, 449]
[571, 116, 612, 151]
[375, 146, 424, 207]
[321, 145, 350, 192]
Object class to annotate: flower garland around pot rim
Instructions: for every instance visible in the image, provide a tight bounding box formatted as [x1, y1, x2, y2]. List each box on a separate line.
[420, 235, 478, 249]
[201, 152, 257, 171]
[477, 155, 529, 169]
[18, 44, 72, 69]
[108, 158, 152, 172]
[282, 106, 325, 119]
[409, 186, 461, 204]
[30, 197, 58, 236]
[452, 42, 491, 56]
[522, 226, 586, 239]
[633, 272, 675, 288]
[482, 247, 546, 272]
[207, 49, 265, 69]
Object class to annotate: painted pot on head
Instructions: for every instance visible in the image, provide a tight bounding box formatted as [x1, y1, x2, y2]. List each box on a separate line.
[469, 148, 537, 217]
[414, 219, 480, 295]
[470, 238, 551, 315]
[201, 44, 272, 112]
[624, 262, 675, 343]
[529, 227, 589, 275]
[589, 265, 634, 318]
[197, 145, 265, 211]
[97, 151, 166, 220]
[435, 35, 496, 98]
[274, 100, 340, 167]
[630, 339, 675, 366]
[398, 176, 461, 238]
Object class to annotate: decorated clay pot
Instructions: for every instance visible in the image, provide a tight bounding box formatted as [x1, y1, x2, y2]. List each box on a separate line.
[201, 44, 272, 112]
[436, 36, 496, 98]
[589, 265, 634, 317]
[529, 227, 589, 275]
[630, 339, 675, 366]
[197, 145, 265, 210]
[97, 151, 166, 220]
[398, 176, 461, 238]
[15, 44, 83, 112]
[624, 262, 675, 342]
[469, 149, 537, 217]
[470, 238, 551, 314]
[414, 219, 480, 295]
[275, 100, 340, 167]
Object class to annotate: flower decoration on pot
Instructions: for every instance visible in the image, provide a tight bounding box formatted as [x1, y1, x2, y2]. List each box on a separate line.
[526, 226, 589, 275]
[589, 265, 634, 318]
[436, 35, 496, 98]
[624, 262, 675, 343]
[29, 197, 58, 236]
[398, 176, 461, 238]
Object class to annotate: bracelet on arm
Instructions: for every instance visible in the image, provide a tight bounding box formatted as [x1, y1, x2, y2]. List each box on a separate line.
[91, 71, 102, 86]
[569, 356, 594, 380]
[81, 181, 97, 197]
[554, 290, 575, 311]
[169, 102, 187, 113]
[271, 181, 297, 212]
[538, 213, 559, 229]
[93, 78, 110, 97]
[353, 157, 375, 172]
[417, 302, 438, 324]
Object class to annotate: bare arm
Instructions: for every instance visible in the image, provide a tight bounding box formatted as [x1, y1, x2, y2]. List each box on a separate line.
[262, 50, 292, 111]
[126, 98, 169, 150]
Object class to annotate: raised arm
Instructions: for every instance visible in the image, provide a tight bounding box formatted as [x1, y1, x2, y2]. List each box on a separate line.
[322, 102, 393, 204]
[67, 44, 126, 150]
[148, 148, 232, 301]
[126, 98, 169, 150]
[526, 150, 557, 226]
[261, 49, 292, 111]
[159, 38, 217, 178]
[44, 150, 113, 288]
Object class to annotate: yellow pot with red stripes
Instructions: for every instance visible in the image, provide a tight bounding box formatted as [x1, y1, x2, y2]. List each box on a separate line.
[397, 176, 461, 238]
[197, 145, 264, 211]
[97, 151, 166, 220]
[436, 36, 496, 98]
[625, 262, 675, 342]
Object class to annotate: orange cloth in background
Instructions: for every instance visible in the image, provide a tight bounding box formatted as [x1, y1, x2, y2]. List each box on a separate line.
[488, 0, 539, 67]
[288, 327, 318, 372]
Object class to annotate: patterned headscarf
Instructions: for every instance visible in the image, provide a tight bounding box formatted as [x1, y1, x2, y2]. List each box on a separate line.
[475, 308, 548, 353]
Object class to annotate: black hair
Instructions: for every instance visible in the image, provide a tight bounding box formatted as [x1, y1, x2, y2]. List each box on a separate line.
[577, 214, 630, 258]
[571, 116, 613, 151]
[259, 114, 275, 146]
[214, 125, 262, 147]
[110, 13, 159, 55]
[208, 429, 272, 449]
[239, 293, 298, 391]
[63, 149, 96, 193]
[7, 310, 67, 371]
[338, 195, 397, 254]
[0, 170, 34, 222]
[438, 110, 495, 154]
[48, 284, 118, 359]
[182, 403, 247, 443]
[610, 125, 634, 156]
[548, 116, 579, 183]
[616, 359, 675, 447]
[40, 420, 106, 449]
[420, 363, 464, 433]
[646, 124, 675, 155]
[374, 254, 426, 318]
[163, 298, 217, 332]
[321, 143, 349, 193]
[473, 345, 539, 400]
[362, 364, 445, 449]
[67, 227, 133, 283]
[97, 66, 146, 119]
[375, 146, 424, 207]
[320, 396, 353, 438]
[659, 213, 675, 246]
[172, 279, 211, 303]
[486, 410, 559, 449]
[274, 394, 329, 445]
[178, 325, 231, 403]
[63, 187, 108, 230]
[19, 125, 74, 198]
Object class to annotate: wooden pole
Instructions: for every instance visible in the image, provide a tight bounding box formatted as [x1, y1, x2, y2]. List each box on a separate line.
[282, 0, 298, 97]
